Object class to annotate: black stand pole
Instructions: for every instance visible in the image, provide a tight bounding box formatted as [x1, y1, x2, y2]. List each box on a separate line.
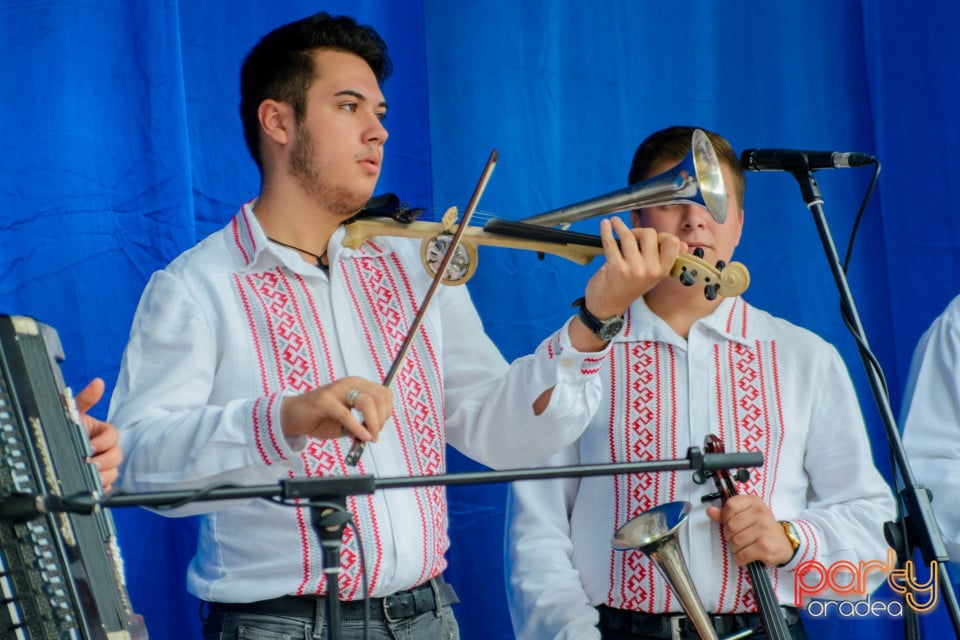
[25, 449, 764, 640]
[312, 498, 352, 640]
[788, 169, 960, 638]
[74, 447, 763, 512]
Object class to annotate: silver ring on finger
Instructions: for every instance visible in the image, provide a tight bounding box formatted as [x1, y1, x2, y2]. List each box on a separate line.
[345, 388, 361, 409]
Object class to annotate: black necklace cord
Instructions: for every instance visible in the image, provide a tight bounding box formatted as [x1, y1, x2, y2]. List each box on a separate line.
[267, 236, 327, 270]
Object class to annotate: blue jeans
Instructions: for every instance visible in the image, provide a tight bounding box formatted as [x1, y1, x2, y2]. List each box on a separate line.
[202, 604, 461, 640]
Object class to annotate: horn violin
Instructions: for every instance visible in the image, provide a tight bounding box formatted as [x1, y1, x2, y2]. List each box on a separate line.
[342, 213, 749, 299]
[346, 128, 746, 298]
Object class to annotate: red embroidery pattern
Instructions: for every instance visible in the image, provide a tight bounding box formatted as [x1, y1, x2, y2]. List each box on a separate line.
[795, 519, 818, 563]
[236, 274, 282, 466]
[765, 340, 786, 508]
[582, 353, 606, 375]
[732, 343, 764, 495]
[609, 341, 677, 613]
[344, 249, 449, 584]
[714, 311, 786, 612]
[232, 206, 257, 266]
[234, 265, 375, 599]
[717, 340, 760, 612]
[546, 334, 562, 360]
[603, 300, 792, 616]
[715, 342, 735, 613]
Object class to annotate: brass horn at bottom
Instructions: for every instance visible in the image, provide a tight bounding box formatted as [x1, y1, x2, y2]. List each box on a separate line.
[612, 501, 719, 640]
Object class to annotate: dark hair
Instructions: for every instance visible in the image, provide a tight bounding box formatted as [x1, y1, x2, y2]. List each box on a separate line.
[239, 12, 392, 170]
[628, 125, 745, 209]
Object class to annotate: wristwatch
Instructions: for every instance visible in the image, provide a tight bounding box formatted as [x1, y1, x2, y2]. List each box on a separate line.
[780, 520, 801, 563]
[572, 297, 624, 342]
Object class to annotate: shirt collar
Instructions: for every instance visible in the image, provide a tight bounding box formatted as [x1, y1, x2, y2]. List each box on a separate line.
[619, 296, 753, 347]
[230, 201, 356, 276]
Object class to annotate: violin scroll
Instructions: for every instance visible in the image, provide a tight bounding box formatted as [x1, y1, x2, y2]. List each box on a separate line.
[673, 249, 750, 300]
[700, 434, 750, 503]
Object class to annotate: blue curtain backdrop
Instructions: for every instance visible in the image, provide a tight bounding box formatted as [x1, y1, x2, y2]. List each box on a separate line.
[1, 1, 957, 638]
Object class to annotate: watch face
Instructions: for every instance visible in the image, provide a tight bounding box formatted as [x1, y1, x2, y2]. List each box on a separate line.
[576, 301, 624, 341]
[598, 317, 625, 341]
[782, 521, 801, 550]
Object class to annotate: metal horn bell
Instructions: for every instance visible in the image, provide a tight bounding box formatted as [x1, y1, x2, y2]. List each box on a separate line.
[521, 128, 727, 228]
[612, 501, 719, 640]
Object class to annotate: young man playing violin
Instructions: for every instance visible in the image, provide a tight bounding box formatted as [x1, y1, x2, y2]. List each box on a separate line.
[505, 126, 896, 640]
[107, 12, 677, 640]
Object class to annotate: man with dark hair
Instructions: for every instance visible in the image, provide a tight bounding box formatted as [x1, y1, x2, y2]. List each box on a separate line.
[109, 13, 678, 639]
[238, 12, 392, 172]
[506, 126, 895, 640]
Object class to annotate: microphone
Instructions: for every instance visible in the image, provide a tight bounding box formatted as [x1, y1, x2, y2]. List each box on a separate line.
[741, 148, 876, 172]
[0, 492, 98, 522]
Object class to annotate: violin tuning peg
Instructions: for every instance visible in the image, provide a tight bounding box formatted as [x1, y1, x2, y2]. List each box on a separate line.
[734, 468, 751, 482]
[715, 260, 726, 271]
[440, 206, 459, 232]
[679, 269, 696, 286]
[704, 284, 720, 300]
[701, 491, 721, 504]
[693, 247, 705, 259]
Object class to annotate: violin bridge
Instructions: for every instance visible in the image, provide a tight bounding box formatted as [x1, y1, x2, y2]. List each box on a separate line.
[441, 206, 459, 233]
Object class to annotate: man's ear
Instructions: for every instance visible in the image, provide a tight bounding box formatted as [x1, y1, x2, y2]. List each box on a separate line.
[734, 207, 745, 248]
[258, 99, 294, 146]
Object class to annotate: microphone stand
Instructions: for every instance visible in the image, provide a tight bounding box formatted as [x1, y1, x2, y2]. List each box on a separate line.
[25, 448, 763, 640]
[787, 169, 960, 638]
[314, 497, 351, 637]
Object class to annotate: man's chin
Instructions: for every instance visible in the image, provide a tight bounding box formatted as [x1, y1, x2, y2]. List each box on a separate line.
[329, 190, 375, 219]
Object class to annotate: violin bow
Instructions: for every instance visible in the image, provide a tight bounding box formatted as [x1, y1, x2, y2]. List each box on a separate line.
[345, 149, 498, 466]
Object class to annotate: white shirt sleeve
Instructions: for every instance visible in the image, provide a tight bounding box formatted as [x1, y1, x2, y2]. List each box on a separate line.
[109, 270, 302, 510]
[505, 443, 602, 640]
[902, 295, 960, 562]
[785, 345, 898, 598]
[439, 282, 609, 470]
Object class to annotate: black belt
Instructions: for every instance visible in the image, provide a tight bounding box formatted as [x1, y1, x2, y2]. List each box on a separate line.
[207, 577, 459, 624]
[597, 604, 800, 639]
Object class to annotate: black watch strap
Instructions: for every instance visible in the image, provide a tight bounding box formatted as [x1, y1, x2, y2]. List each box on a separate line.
[572, 297, 624, 341]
